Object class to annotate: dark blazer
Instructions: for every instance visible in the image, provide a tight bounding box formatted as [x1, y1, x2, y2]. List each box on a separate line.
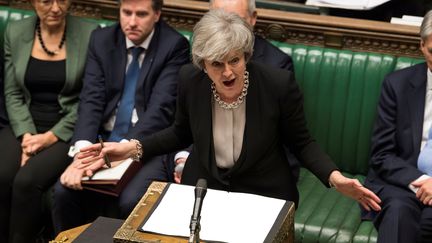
[72, 21, 190, 143]
[365, 63, 427, 193]
[252, 35, 294, 72]
[142, 62, 337, 204]
[0, 51, 8, 129]
[4, 15, 97, 141]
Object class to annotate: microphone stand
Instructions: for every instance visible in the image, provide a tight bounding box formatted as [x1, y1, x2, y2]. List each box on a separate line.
[189, 178, 207, 243]
[188, 221, 201, 243]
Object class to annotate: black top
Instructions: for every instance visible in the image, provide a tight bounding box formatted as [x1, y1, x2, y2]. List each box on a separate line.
[24, 56, 65, 133]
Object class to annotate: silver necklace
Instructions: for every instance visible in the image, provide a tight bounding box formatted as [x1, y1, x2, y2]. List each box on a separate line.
[211, 71, 249, 109]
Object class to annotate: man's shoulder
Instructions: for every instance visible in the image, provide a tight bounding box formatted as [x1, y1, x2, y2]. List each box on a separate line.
[388, 62, 426, 78]
[254, 35, 286, 55]
[385, 62, 427, 84]
[89, 23, 121, 40]
[252, 35, 292, 71]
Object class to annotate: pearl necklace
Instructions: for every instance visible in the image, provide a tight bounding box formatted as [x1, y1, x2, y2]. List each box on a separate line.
[36, 19, 66, 56]
[211, 71, 249, 109]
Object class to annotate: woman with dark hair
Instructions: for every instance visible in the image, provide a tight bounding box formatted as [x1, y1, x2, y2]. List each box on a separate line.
[0, 0, 97, 242]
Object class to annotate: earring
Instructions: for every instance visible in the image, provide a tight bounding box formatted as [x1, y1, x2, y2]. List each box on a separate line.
[203, 69, 208, 74]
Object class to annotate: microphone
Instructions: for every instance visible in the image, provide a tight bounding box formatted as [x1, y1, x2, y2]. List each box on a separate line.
[189, 178, 207, 243]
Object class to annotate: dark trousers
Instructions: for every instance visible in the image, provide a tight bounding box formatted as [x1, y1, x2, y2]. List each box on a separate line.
[374, 183, 432, 243]
[0, 127, 71, 243]
[52, 155, 169, 233]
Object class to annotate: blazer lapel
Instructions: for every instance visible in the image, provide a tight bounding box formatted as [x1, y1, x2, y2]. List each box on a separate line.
[110, 27, 127, 101]
[225, 64, 261, 175]
[15, 17, 36, 93]
[64, 15, 79, 92]
[408, 63, 428, 153]
[136, 24, 160, 100]
[197, 74, 218, 175]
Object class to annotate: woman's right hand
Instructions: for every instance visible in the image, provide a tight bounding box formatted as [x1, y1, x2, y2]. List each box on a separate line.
[77, 141, 137, 166]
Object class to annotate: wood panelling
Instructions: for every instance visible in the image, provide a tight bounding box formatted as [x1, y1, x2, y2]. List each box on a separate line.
[5, 0, 422, 57]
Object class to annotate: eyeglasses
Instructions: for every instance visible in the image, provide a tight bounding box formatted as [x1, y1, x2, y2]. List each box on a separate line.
[37, 0, 69, 8]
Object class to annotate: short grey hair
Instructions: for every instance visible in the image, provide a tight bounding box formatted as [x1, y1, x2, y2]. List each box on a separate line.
[192, 9, 254, 69]
[209, 0, 256, 16]
[119, 0, 163, 12]
[421, 10, 432, 40]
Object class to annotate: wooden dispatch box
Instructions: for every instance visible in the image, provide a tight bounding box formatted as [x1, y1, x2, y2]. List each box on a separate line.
[113, 181, 295, 243]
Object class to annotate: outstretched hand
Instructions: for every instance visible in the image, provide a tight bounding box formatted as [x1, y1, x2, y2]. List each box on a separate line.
[329, 170, 381, 212]
[77, 141, 136, 166]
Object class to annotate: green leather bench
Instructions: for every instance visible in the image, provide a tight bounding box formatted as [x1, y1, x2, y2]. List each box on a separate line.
[272, 43, 423, 242]
[0, 6, 423, 242]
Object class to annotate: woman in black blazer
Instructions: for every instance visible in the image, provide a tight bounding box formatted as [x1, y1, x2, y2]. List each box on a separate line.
[78, 9, 381, 211]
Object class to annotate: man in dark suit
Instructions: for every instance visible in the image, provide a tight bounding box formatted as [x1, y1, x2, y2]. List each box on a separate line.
[364, 10, 432, 243]
[169, 0, 297, 183]
[52, 0, 190, 232]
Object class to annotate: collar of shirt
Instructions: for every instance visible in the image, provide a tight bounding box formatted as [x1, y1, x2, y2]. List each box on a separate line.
[125, 28, 155, 50]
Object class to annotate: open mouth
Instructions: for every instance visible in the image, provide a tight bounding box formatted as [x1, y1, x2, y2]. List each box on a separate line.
[222, 78, 235, 87]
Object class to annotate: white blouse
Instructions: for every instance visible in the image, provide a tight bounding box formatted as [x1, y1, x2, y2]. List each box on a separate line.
[212, 100, 246, 168]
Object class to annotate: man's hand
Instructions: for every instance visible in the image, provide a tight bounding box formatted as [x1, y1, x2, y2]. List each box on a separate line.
[412, 178, 432, 205]
[60, 156, 94, 190]
[329, 170, 382, 211]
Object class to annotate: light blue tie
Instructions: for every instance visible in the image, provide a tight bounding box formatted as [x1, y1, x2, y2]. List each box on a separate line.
[418, 125, 432, 175]
[108, 47, 143, 142]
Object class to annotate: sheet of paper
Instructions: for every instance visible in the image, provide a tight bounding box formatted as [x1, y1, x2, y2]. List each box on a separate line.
[305, 0, 390, 10]
[141, 183, 286, 243]
[82, 158, 133, 181]
[390, 17, 421, 27]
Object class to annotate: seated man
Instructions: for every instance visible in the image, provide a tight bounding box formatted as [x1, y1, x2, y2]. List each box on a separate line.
[52, 0, 190, 233]
[364, 9, 432, 243]
[170, 0, 297, 183]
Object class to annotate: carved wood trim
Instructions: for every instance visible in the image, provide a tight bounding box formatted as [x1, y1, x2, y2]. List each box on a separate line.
[4, 0, 422, 58]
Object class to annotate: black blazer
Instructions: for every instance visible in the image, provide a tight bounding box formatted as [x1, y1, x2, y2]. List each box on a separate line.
[365, 63, 427, 193]
[142, 62, 337, 204]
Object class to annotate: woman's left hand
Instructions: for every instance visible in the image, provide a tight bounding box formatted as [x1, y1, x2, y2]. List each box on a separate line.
[21, 131, 58, 155]
[329, 170, 381, 212]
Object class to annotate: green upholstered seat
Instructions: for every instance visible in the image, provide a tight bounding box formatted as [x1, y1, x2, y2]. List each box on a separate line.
[271, 42, 423, 242]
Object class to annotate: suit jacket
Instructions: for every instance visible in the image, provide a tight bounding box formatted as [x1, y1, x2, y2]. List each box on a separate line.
[252, 35, 294, 72]
[72, 21, 190, 143]
[0, 51, 8, 129]
[365, 63, 427, 194]
[142, 62, 337, 204]
[4, 15, 97, 141]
